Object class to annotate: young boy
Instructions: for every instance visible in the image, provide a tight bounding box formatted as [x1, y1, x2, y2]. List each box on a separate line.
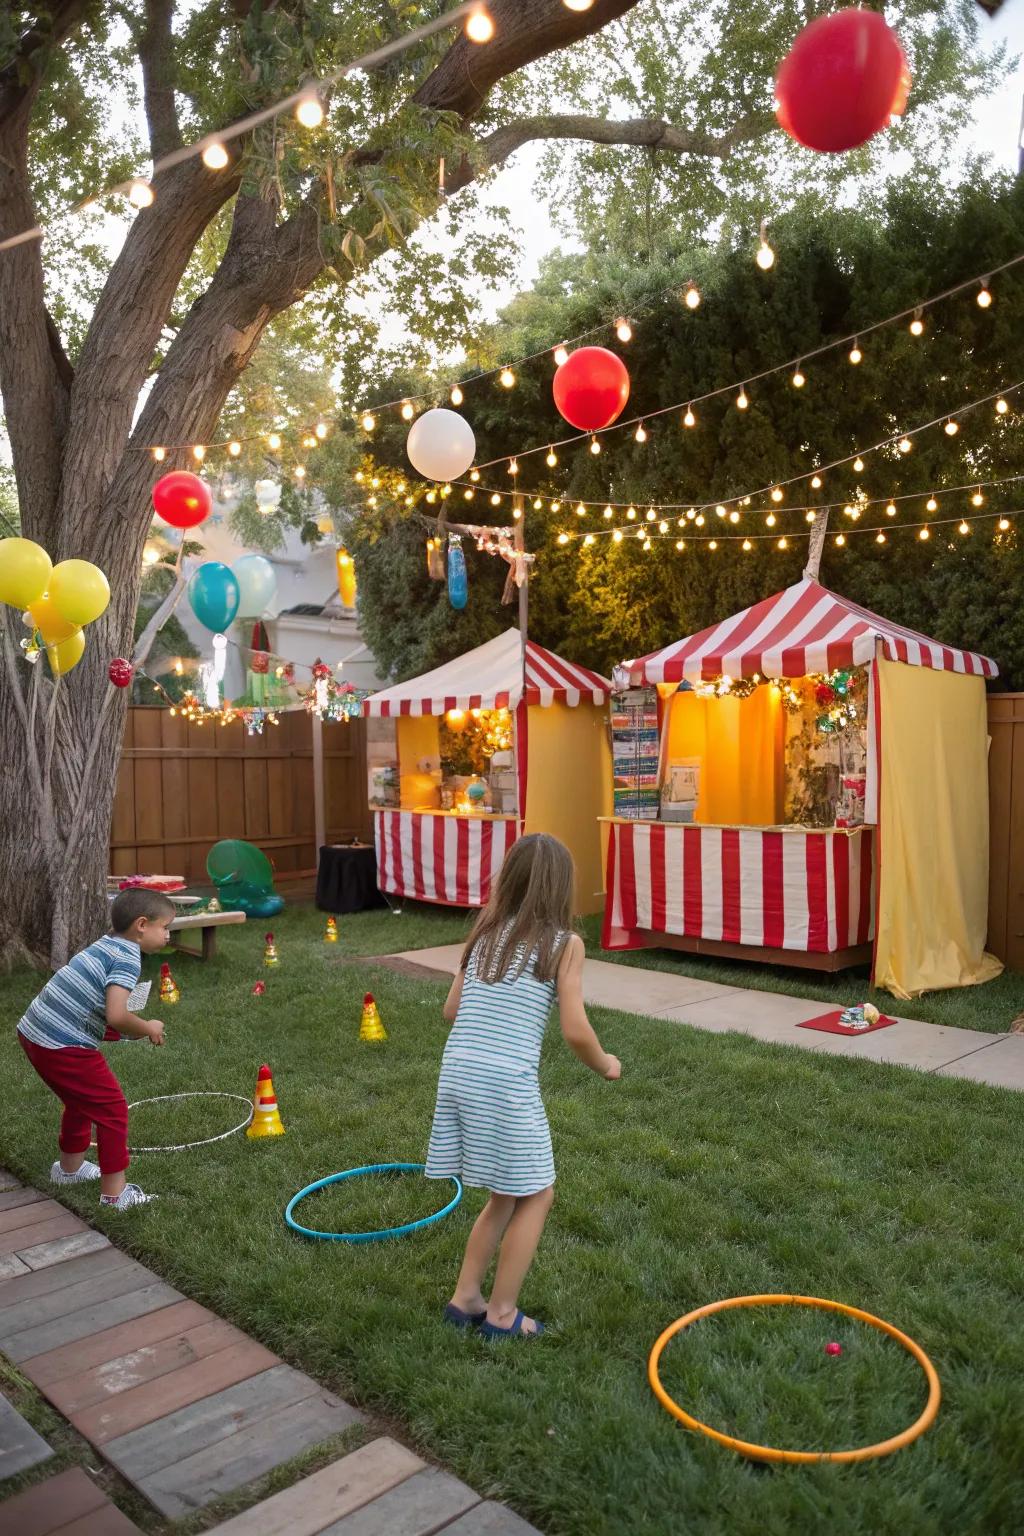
[18, 889, 174, 1211]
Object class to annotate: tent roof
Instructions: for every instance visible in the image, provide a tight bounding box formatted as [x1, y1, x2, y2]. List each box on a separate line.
[364, 629, 612, 717]
[621, 577, 998, 685]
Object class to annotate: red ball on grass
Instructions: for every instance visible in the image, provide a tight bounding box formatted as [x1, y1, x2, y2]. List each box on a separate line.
[825, 1341, 843, 1356]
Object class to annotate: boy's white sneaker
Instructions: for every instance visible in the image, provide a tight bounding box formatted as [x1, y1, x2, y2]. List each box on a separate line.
[100, 1183, 157, 1211]
[51, 1159, 101, 1184]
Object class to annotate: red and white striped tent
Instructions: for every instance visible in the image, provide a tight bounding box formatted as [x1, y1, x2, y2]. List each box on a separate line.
[364, 628, 610, 716]
[620, 577, 998, 685]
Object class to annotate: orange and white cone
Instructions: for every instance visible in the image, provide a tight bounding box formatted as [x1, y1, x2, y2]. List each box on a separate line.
[246, 1063, 285, 1138]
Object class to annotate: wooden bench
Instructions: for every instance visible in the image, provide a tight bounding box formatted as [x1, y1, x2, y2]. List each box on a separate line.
[169, 910, 246, 961]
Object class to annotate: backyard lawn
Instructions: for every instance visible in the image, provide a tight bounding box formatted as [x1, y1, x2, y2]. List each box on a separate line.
[3, 905, 1023, 1535]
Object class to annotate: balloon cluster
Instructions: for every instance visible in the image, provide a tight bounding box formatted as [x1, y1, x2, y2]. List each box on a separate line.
[0, 538, 110, 678]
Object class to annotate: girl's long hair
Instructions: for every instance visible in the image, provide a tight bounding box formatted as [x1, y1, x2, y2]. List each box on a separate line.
[461, 833, 575, 983]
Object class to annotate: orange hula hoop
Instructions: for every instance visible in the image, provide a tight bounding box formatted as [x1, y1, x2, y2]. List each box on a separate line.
[648, 1293, 941, 1465]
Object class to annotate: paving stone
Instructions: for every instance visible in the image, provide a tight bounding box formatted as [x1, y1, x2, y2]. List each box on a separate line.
[0, 1259, 164, 1341]
[0, 1466, 106, 1535]
[17, 1230, 110, 1272]
[0, 1254, 30, 1281]
[0, 1213, 87, 1258]
[442, 1501, 546, 1536]
[121, 1380, 364, 1520]
[0, 1199, 72, 1235]
[205, 1438, 425, 1536]
[0, 1189, 49, 1214]
[936, 1033, 1024, 1089]
[45, 1507, 142, 1536]
[76, 1337, 280, 1445]
[317, 1466, 478, 1535]
[20, 1300, 214, 1389]
[0, 1246, 134, 1307]
[3, 1282, 183, 1365]
[0, 1391, 53, 1480]
[43, 1316, 250, 1415]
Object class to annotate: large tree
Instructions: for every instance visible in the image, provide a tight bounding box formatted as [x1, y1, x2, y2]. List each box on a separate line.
[0, 0, 1004, 966]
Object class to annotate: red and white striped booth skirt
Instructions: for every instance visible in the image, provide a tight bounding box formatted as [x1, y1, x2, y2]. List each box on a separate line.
[374, 810, 519, 907]
[602, 820, 875, 955]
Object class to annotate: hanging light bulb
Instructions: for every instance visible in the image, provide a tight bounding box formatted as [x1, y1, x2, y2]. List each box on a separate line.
[499, 367, 516, 388]
[683, 404, 696, 428]
[729, 511, 741, 525]
[686, 508, 697, 521]
[603, 505, 614, 519]
[202, 141, 230, 171]
[615, 317, 633, 342]
[613, 528, 624, 544]
[295, 92, 325, 128]
[835, 533, 846, 547]
[295, 464, 306, 480]
[546, 447, 558, 467]
[659, 519, 669, 534]
[563, 0, 595, 10]
[646, 507, 657, 522]
[742, 538, 753, 551]
[771, 487, 784, 503]
[683, 281, 701, 310]
[849, 340, 863, 365]
[736, 386, 749, 410]
[811, 474, 822, 489]
[996, 397, 1009, 415]
[267, 432, 282, 451]
[192, 444, 206, 462]
[557, 532, 570, 545]
[695, 513, 705, 527]
[426, 489, 437, 504]
[127, 179, 155, 208]
[971, 489, 984, 507]
[470, 468, 480, 482]
[551, 500, 561, 511]
[919, 527, 930, 541]
[302, 434, 317, 449]
[643, 538, 652, 552]
[627, 505, 637, 520]
[876, 531, 886, 544]
[507, 458, 519, 476]
[491, 492, 502, 507]
[315, 421, 329, 440]
[450, 384, 464, 407]
[945, 419, 960, 436]
[676, 539, 685, 551]
[886, 502, 897, 517]
[998, 517, 1010, 531]
[635, 421, 647, 443]
[926, 496, 938, 512]
[766, 512, 777, 528]
[534, 497, 544, 510]
[464, 488, 474, 500]
[465, 5, 495, 42]
[792, 365, 805, 387]
[590, 436, 601, 454]
[709, 540, 718, 551]
[715, 505, 727, 518]
[576, 502, 587, 516]
[152, 446, 166, 462]
[853, 458, 865, 473]
[909, 308, 924, 336]
[777, 536, 788, 550]
[401, 400, 414, 421]
[553, 345, 569, 367]
[583, 532, 596, 547]
[898, 437, 912, 454]
[805, 509, 816, 523]
[977, 279, 993, 309]
[228, 440, 242, 457]
[361, 412, 376, 432]
[755, 221, 775, 270]
[959, 520, 970, 535]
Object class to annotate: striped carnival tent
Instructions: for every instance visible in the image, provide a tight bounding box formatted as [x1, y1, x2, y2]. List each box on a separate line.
[620, 577, 997, 685]
[364, 630, 613, 915]
[604, 578, 1001, 1000]
[364, 628, 610, 715]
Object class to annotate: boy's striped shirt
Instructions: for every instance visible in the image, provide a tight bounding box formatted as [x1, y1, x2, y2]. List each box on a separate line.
[17, 936, 140, 1049]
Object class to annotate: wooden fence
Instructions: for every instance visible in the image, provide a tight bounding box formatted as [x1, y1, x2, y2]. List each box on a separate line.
[988, 693, 1024, 971]
[111, 707, 370, 881]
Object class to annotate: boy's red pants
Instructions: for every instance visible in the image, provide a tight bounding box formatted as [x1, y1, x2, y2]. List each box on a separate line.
[19, 1036, 130, 1175]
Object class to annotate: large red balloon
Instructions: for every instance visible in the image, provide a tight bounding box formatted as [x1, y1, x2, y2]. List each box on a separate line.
[152, 470, 213, 529]
[775, 9, 910, 154]
[552, 347, 630, 433]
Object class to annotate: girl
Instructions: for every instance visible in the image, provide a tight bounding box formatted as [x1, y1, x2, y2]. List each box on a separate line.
[425, 833, 621, 1339]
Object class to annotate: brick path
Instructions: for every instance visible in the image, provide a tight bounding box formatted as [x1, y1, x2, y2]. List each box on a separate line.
[0, 1168, 540, 1535]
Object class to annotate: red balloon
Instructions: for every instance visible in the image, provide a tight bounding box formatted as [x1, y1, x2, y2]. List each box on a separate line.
[152, 471, 213, 529]
[552, 346, 630, 433]
[108, 657, 133, 688]
[775, 9, 910, 154]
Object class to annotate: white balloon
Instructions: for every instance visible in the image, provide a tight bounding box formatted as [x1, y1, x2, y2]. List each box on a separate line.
[233, 553, 277, 617]
[406, 408, 476, 482]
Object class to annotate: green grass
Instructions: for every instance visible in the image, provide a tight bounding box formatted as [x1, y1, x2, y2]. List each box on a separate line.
[3, 907, 1024, 1535]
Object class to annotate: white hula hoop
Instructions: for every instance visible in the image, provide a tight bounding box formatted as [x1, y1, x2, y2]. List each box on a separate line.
[124, 1092, 254, 1153]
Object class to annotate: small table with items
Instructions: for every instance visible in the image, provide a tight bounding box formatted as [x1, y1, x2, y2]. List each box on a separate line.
[316, 842, 387, 914]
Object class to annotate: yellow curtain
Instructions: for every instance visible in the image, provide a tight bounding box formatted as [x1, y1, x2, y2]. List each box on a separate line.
[874, 659, 1002, 998]
[663, 688, 783, 825]
[526, 700, 612, 915]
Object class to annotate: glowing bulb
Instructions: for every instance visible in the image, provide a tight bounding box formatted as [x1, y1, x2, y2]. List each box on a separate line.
[546, 448, 558, 467]
[508, 459, 518, 476]
[766, 512, 777, 528]
[267, 432, 282, 451]
[590, 436, 601, 455]
[771, 487, 783, 503]
[919, 527, 930, 540]
[777, 537, 788, 550]
[715, 505, 727, 518]
[583, 533, 596, 547]
[426, 490, 437, 504]
[805, 510, 816, 523]
[853, 457, 864, 473]
[886, 503, 897, 517]
[898, 437, 912, 454]
[926, 496, 938, 512]
[683, 405, 696, 428]
[315, 422, 328, 440]
[736, 387, 749, 410]
[192, 444, 206, 461]
[811, 475, 822, 489]
[295, 93, 324, 129]
[499, 367, 516, 388]
[971, 490, 984, 507]
[977, 281, 992, 309]
[945, 419, 959, 436]
[464, 489, 474, 500]
[491, 493, 502, 506]
[876, 532, 886, 544]
[996, 398, 1009, 415]
[563, 0, 594, 10]
[577, 502, 587, 517]
[465, 6, 495, 42]
[742, 538, 753, 551]
[684, 282, 701, 310]
[959, 520, 970, 535]
[998, 517, 1010, 531]
[128, 180, 154, 208]
[835, 534, 846, 547]
[202, 141, 230, 171]
[553, 345, 569, 367]
[361, 413, 375, 432]
[659, 520, 669, 534]
[302, 435, 316, 449]
[635, 422, 647, 443]
[152, 446, 166, 462]
[613, 529, 623, 544]
[643, 539, 652, 551]
[676, 539, 685, 551]
[228, 440, 241, 457]
[910, 311, 924, 336]
[551, 501, 561, 512]
[142, 543, 160, 565]
[849, 342, 862, 365]
[627, 506, 637, 520]
[450, 385, 464, 406]
[401, 401, 414, 421]
[755, 225, 775, 270]
[695, 514, 705, 528]
[646, 508, 656, 522]
[534, 498, 544, 510]
[792, 368, 805, 388]
[729, 511, 740, 525]
[603, 505, 613, 520]
[295, 465, 306, 479]
[557, 532, 570, 545]
[470, 468, 480, 482]
[616, 318, 633, 342]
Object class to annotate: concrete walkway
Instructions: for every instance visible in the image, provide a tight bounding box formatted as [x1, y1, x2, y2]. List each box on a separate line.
[391, 946, 1024, 1093]
[0, 1167, 540, 1536]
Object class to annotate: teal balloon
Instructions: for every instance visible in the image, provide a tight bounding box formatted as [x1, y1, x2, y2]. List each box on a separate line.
[233, 554, 277, 617]
[188, 561, 240, 631]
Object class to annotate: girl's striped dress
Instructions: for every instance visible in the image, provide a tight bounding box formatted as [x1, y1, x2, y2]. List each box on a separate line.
[425, 931, 564, 1197]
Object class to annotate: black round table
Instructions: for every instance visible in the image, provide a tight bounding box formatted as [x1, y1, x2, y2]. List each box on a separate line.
[316, 843, 387, 914]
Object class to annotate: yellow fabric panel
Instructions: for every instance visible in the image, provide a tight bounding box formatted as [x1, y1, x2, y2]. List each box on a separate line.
[874, 659, 1002, 998]
[664, 688, 783, 826]
[397, 715, 440, 808]
[525, 701, 612, 915]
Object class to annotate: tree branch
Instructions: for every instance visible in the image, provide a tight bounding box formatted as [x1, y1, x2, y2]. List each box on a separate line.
[138, 0, 182, 160]
[0, 0, 93, 130]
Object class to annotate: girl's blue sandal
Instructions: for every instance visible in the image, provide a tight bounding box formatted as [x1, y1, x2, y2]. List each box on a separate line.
[479, 1309, 545, 1340]
[443, 1303, 487, 1329]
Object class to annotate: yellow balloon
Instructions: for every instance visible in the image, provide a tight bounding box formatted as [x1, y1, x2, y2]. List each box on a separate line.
[49, 559, 110, 627]
[29, 593, 80, 645]
[0, 537, 52, 609]
[46, 628, 85, 677]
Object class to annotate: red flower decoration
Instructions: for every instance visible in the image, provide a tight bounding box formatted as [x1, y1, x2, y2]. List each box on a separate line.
[815, 682, 836, 707]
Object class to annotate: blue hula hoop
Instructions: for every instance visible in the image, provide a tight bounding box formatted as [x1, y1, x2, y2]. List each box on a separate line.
[284, 1161, 462, 1243]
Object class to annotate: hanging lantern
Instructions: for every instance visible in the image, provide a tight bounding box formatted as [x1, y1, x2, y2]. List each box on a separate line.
[336, 547, 357, 608]
[426, 536, 446, 581]
[447, 534, 468, 610]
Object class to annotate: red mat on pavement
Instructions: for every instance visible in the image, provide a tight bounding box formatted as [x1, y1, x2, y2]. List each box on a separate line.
[797, 1010, 897, 1036]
